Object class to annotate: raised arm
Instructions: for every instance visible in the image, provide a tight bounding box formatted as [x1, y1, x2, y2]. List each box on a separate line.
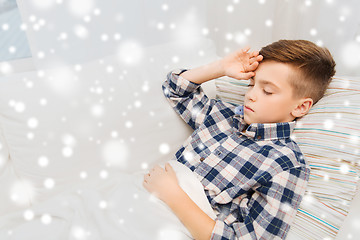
[161, 46, 263, 130]
[180, 46, 263, 84]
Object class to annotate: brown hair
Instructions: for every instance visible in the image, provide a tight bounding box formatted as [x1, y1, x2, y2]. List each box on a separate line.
[259, 39, 336, 105]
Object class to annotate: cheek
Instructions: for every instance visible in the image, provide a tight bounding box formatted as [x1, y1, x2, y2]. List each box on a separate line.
[260, 95, 283, 110]
[270, 95, 293, 109]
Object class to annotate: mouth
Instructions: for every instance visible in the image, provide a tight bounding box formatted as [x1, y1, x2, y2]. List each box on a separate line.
[245, 105, 254, 112]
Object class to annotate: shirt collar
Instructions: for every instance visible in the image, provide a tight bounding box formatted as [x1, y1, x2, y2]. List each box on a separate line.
[232, 105, 296, 141]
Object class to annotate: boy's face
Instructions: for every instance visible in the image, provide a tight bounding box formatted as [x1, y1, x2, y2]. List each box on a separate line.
[243, 60, 312, 125]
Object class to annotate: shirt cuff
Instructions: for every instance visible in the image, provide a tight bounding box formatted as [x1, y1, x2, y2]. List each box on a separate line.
[167, 68, 201, 94]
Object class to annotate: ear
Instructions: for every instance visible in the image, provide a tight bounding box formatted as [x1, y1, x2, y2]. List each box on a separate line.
[291, 98, 313, 118]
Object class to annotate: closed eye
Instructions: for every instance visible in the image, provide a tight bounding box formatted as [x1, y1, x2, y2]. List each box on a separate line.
[263, 90, 272, 95]
[246, 84, 273, 95]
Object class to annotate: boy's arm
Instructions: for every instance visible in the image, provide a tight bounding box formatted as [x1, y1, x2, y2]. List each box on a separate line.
[162, 46, 262, 131]
[144, 163, 309, 240]
[177, 59, 225, 85]
[165, 182, 216, 240]
[180, 46, 262, 84]
[162, 67, 214, 131]
[143, 163, 216, 240]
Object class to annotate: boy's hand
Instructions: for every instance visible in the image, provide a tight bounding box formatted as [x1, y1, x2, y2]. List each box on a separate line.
[143, 163, 181, 203]
[220, 46, 263, 80]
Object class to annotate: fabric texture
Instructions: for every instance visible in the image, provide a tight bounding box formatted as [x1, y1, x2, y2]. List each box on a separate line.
[0, 37, 220, 216]
[162, 68, 310, 239]
[214, 75, 360, 240]
[0, 160, 205, 240]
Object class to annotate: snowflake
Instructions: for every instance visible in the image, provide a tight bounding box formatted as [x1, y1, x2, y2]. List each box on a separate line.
[159, 143, 170, 154]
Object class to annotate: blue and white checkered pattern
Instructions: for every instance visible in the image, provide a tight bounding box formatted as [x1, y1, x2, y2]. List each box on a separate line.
[162, 68, 310, 240]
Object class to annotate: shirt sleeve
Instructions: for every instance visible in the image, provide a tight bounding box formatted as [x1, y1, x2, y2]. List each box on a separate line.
[162, 68, 218, 131]
[210, 167, 309, 240]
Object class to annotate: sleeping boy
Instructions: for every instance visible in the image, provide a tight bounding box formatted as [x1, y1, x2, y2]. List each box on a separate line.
[143, 39, 336, 239]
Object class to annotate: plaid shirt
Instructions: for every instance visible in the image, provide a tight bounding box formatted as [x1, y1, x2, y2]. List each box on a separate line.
[162, 68, 310, 240]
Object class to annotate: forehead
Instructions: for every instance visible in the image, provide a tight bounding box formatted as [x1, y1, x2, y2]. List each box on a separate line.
[253, 61, 295, 89]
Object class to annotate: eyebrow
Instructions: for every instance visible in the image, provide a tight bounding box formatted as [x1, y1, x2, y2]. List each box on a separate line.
[250, 77, 280, 90]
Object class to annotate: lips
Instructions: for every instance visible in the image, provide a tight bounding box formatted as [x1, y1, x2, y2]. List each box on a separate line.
[245, 105, 254, 112]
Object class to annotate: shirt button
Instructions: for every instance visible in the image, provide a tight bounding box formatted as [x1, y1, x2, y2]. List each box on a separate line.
[200, 157, 205, 161]
[257, 135, 262, 140]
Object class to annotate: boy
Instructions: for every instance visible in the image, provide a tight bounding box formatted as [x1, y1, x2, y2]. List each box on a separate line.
[143, 39, 336, 239]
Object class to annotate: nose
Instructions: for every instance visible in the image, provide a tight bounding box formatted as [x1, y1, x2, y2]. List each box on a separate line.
[245, 86, 257, 102]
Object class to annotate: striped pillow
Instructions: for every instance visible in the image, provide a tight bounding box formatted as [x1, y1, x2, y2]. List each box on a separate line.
[215, 76, 360, 240]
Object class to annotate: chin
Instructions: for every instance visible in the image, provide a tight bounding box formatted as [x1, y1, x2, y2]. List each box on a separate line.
[243, 115, 251, 125]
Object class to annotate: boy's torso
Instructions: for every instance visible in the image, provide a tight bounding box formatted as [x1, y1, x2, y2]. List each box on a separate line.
[171, 100, 309, 219]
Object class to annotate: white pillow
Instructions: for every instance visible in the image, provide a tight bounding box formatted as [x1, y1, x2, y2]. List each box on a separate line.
[215, 75, 360, 239]
[0, 37, 219, 216]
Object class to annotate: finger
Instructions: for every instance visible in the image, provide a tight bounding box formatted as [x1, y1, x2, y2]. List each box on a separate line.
[165, 163, 174, 172]
[164, 163, 170, 171]
[156, 164, 164, 169]
[249, 50, 259, 58]
[245, 71, 255, 79]
[242, 45, 251, 53]
[249, 57, 257, 65]
[248, 61, 259, 71]
[252, 55, 263, 62]
[252, 60, 262, 70]
[154, 165, 164, 172]
[151, 165, 160, 171]
[237, 72, 255, 80]
[243, 60, 257, 72]
[142, 181, 146, 187]
[249, 55, 263, 65]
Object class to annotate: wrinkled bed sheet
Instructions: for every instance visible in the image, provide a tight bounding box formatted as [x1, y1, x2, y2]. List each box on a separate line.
[0, 160, 217, 240]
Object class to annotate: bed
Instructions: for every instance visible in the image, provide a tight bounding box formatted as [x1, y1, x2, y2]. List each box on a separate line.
[0, 38, 359, 239]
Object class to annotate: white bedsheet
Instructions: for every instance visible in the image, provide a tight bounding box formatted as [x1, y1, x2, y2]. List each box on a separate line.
[0, 160, 217, 240]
